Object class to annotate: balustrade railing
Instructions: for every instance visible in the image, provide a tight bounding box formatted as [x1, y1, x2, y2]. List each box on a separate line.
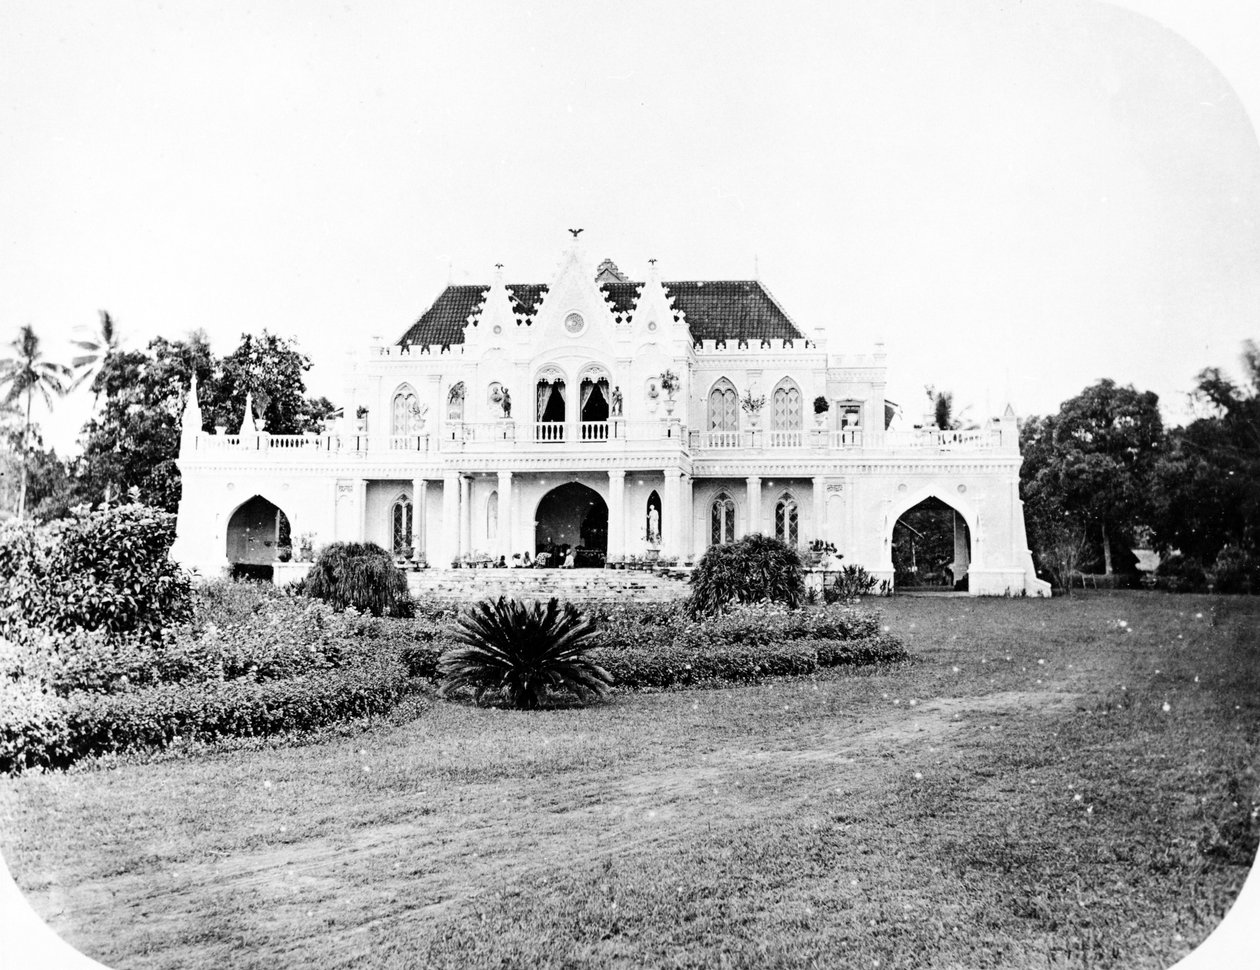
[534, 422, 566, 443]
[769, 430, 804, 448]
[700, 431, 742, 449]
[580, 421, 609, 441]
[188, 422, 1009, 458]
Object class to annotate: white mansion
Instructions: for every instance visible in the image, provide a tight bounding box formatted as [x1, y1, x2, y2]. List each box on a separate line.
[171, 239, 1049, 596]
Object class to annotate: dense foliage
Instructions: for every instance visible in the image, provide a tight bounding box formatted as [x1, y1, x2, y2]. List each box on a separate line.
[0, 579, 426, 773]
[585, 600, 904, 689]
[303, 541, 415, 617]
[0, 502, 192, 644]
[688, 534, 805, 616]
[439, 597, 612, 709]
[1020, 380, 1162, 578]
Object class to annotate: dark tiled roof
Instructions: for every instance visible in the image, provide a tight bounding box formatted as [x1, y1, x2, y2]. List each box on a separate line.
[397, 279, 803, 346]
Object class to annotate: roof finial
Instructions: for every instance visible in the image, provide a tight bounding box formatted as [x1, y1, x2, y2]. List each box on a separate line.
[568, 228, 584, 238]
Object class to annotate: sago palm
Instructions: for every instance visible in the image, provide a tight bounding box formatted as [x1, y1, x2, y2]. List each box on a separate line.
[439, 597, 613, 709]
[0, 325, 71, 519]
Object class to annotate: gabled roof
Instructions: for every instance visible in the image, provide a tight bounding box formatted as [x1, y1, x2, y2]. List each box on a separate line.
[397, 277, 803, 347]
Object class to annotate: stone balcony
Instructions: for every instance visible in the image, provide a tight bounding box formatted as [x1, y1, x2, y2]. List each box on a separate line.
[184, 421, 1017, 462]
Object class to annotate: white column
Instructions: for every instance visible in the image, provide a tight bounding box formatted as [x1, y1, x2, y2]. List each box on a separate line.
[460, 475, 473, 557]
[663, 468, 683, 558]
[746, 476, 762, 537]
[442, 471, 460, 565]
[356, 479, 368, 542]
[813, 476, 828, 543]
[413, 478, 428, 560]
[497, 470, 513, 560]
[681, 474, 694, 561]
[607, 469, 626, 559]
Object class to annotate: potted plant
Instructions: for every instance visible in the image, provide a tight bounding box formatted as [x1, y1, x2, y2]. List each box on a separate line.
[740, 389, 766, 429]
[660, 370, 680, 414]
[298, 532, 315, 562]
[813, 395, 830, 429]
[355, 405, 369, 433]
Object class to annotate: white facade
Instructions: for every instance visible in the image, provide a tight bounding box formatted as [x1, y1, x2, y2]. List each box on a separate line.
[171, 241, 1049, 596]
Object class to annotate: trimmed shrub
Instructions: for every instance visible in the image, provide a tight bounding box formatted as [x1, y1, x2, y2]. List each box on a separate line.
[303, 541, 414, 618]
[1211, 547, 1258, 595]
[0, 503, 191, 644]
[1155, 554, 1208, 593]
[688, 534, 805, 617]
[439, 597, 612, 708]
[63, 658, 413, 758]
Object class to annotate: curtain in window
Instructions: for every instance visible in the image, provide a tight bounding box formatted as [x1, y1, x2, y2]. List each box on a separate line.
[447, 383, 465, 421]
[536, 382, 551, 420]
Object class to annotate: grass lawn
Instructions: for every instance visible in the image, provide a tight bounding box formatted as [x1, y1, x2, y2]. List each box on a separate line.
[2, 592, 1258, 969]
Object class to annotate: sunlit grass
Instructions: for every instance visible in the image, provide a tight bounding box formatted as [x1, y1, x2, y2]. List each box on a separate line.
[1, 592, 1256, 969]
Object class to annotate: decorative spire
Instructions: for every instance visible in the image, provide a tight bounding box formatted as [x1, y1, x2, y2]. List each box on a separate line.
[631, 256, 678, 329]
[180, 371, 203, 443]
[239, 390, 258, 435]
[476, 260, 517, 332]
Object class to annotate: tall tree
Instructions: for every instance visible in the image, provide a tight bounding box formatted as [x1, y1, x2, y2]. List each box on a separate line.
[1152, 340, 1260, 562]
[207, 331, 335, 435]
[74, 329, 334, 513]
[1020, 381, 1163, 575]
[0, 325, 72, 519]
[70, 309, 121, 398]
[74, 332, 215, 512]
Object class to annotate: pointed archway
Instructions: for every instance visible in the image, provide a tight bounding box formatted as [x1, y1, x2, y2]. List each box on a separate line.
[534, 482, 608, 567]
[892, 496, 971, 590]
[226, 495, 291, 580]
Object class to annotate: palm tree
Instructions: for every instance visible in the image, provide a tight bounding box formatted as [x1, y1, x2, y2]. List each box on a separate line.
[0, 325, 72, 519]
[70, 309, 120, 398]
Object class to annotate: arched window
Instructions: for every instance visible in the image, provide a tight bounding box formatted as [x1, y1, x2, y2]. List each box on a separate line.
[772, 382, 802, 431]
[710, 492, 736, 545]
[447, 382, 466, 421]
[774, 494, 799, 546]
[708, 380, 738, 431]
[392, 387, 421, 435]
[392, 496, 413, 555]
[487, 489, 499, 541]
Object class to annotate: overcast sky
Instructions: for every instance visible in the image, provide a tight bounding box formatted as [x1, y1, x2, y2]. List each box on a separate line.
[2, 0, 1259, 450]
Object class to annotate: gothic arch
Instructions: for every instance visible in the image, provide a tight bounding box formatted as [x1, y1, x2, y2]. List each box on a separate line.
[773, 491, 800, 546]
[770, 378, 803, 431]
[390, 491, 414, 555]
[708, 489, 738, 546]
[707, 378, 739, 431]
[390, 383, 422, 435]
[882, 485, 981, 571]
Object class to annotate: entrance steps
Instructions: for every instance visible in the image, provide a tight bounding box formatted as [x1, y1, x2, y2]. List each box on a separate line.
[405, 568, 690, 604]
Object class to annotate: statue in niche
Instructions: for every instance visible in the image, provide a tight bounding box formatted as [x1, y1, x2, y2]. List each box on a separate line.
[611, 385, 623, 417]
[501, 387, 512, 417]
[647, 506, 660, 545]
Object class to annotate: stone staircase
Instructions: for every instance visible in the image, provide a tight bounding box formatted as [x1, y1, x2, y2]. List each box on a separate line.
[405, 568, 690, 603]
